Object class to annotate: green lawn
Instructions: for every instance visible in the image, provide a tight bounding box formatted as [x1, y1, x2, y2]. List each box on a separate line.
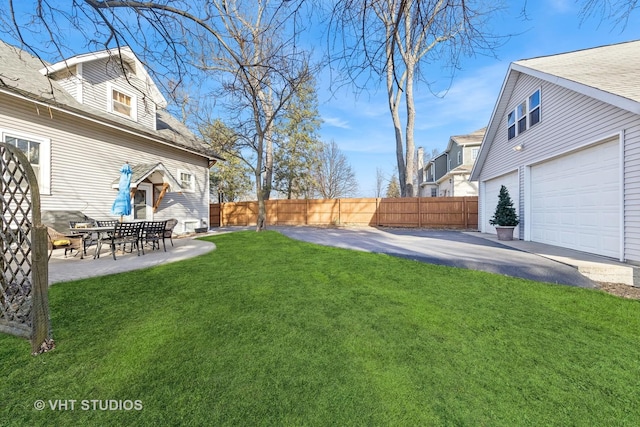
[2, 230, 640, 426]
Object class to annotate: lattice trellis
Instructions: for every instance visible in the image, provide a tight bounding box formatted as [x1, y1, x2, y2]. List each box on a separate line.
[0, 142, 51, 354]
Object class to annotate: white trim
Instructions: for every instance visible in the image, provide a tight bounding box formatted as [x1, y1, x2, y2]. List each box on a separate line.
[619, 130, 625, 262]
[0, 128, 51, 195]
[76, 63, 83, 104]
[512, 63, 640, 115]
[107, 82, 138, 122]
[523, 165, 531, 241]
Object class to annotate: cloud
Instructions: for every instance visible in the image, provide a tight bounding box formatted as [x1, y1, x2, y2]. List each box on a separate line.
[322, 116, 350, 129]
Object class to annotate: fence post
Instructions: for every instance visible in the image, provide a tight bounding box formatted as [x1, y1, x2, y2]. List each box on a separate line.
[418, 197, 422, 227]
[463, 197, 468, 229]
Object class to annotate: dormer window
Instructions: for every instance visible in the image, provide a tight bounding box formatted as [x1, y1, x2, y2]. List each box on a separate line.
[107, 83, 137, 121]
[113, 90, 131, 115]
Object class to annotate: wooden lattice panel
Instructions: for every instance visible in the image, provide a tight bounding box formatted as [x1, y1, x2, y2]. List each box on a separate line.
[0, 143, 50, 354]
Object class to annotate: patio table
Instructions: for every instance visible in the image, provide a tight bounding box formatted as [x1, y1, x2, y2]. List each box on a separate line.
[69, 226, 115, 258]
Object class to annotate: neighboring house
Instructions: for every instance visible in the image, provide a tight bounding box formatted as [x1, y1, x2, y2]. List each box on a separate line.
[470, 40, 640, 263]
[0, 41, 222, 233]
[420, 128, 484, 197]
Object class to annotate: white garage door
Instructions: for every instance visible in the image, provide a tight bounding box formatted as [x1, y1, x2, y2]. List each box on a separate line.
[530, 139, 620, 258]
[483, 172, 519, 236]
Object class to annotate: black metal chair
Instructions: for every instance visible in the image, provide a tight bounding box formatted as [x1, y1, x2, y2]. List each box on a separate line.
[140, 221, 168, 254]
[96, 220, 119, 227]
[95, 222, 142, 260]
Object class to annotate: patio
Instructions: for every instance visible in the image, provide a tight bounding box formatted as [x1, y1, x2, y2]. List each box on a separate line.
[47, 234, 216, 285]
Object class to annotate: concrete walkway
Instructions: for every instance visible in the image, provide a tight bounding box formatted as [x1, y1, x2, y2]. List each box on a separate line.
[471, 232, 638, 286]
[48, 235, 216, 285]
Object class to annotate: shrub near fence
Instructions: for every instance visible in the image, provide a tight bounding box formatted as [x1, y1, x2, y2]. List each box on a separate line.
[210, 197, 478, 229]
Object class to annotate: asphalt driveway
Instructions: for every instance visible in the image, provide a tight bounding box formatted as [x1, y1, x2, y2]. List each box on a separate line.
[273, 226, 597, 288]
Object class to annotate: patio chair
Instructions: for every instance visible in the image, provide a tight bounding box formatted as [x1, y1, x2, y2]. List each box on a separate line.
[164, 218, 178, 247]
[47, 226, 84, 259]
[69, 220, 98, 255]
[94, 222, 142, 260]
[140, 221, 168, 254]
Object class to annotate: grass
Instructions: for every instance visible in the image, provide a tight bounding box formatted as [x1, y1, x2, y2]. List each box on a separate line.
[2, 230, 640, 426]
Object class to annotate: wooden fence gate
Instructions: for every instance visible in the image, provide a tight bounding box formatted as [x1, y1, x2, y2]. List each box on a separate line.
[0, 143, 51, 354]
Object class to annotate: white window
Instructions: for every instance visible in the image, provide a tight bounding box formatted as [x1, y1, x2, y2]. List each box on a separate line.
[2, 130, 51, 195]
[507, 89, 541, 140]
[107, 83, 137, 121]
[457, 151, 462, 164]
[183, 220, 198, 233]
[507, 110, 516, 140]
[472, 148, 479, 160]
[178, 169, 195, 193]
[529, 89, 541, 127]
[430, 187, 437, 197]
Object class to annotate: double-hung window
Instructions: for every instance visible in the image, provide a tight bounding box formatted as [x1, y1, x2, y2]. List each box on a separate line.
[529, 90, 541, 126]
[2, 131, 51, 194]
[178, 169, 195, 193]
[507, 89, 541, 140]
[107, 83, 137, 121]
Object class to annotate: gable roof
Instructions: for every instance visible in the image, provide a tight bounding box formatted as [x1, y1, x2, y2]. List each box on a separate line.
[470, 40, 640, 181]
[0, 41, 221, 162]
[39, 46, 168, 108]
[446, 127, 485, 152]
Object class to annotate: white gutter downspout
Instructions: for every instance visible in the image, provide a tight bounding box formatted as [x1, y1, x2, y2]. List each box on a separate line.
[619, 129, 625, 262]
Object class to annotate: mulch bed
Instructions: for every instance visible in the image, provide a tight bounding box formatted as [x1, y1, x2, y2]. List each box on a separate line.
[597, 283, 640, 300]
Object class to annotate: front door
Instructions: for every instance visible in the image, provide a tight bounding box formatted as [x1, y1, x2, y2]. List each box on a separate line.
[133, 183, 153, 220]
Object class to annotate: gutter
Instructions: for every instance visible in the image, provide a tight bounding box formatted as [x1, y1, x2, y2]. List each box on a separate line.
[0, 87, 223, 163]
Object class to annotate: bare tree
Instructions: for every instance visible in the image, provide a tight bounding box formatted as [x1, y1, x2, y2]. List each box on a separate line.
[194, 0, 315, 230]
[578, 0, 639, 28]
[328, 0, 504, 197]
[1, 0, 315, 231]
[313, 140, 358, 199]
[375, 167, 387, 197]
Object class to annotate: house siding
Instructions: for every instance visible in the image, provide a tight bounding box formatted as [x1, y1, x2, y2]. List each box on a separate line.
[433, 155, 448, 181]
[81, 58, 157, 130]
[449, 144, 462, 169]
[0, 93, 210, 231]
[478, 72, 640, 262]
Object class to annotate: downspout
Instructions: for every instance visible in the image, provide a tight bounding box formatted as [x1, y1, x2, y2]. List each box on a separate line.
[619, 129, 625, 262]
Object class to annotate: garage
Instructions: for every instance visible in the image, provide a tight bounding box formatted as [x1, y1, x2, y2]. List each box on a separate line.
[530, 138, 620, 258]
[483, 171, 519, 236]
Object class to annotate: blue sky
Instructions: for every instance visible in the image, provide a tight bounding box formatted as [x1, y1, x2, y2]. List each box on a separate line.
[318, 0, 640, 197]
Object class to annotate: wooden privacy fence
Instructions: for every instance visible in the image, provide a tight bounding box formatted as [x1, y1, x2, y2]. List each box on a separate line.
[210, 197, 478, 229]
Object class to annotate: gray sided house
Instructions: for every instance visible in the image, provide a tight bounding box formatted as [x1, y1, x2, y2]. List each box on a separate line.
[0, 41, 222, 233]
[420, 128, 484, 197]
[470, 40, 640, 263]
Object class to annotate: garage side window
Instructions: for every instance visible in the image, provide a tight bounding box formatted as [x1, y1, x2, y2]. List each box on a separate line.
[507, 89, 541, 140]
[2, 131, 51, 195]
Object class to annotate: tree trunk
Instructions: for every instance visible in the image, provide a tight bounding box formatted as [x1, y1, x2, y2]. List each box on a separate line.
[404, 61, 416, 197]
